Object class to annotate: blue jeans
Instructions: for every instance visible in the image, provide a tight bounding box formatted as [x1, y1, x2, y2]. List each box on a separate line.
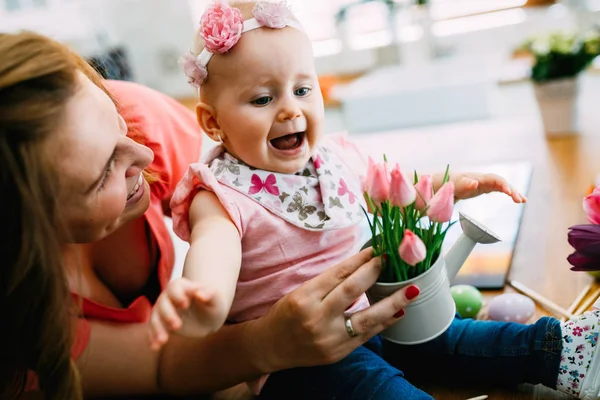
[257, 315, 563, 400]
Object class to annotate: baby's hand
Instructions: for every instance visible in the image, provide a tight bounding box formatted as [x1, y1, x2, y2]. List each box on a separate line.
[447, 172, 527, 203]
[149, 277, 219, 351]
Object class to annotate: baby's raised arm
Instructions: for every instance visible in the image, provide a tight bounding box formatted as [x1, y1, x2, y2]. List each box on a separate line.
[149, 190, 242, 350]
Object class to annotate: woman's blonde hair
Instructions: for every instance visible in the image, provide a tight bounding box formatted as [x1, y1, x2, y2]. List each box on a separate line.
[0, 31, 105, 400]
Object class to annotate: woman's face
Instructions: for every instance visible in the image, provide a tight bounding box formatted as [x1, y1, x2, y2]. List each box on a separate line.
[49, 73, 154, 243]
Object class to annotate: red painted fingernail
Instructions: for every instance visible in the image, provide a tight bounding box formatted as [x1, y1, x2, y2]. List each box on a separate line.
[405, 285, 420, 300]
[394, 309, 405, 318]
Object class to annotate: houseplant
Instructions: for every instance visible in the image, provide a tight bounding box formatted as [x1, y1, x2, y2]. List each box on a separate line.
[518, 29, 600, 136]
[362, 157, 500, 344]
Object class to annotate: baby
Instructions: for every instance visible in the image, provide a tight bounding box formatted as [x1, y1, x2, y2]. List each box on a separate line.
[148, 1, 600, 399]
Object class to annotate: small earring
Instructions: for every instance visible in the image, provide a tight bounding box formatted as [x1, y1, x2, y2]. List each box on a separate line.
[217, 134, 224, 144]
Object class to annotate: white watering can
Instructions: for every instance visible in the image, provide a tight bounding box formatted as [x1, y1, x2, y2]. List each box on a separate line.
[366, 212, 501, 345]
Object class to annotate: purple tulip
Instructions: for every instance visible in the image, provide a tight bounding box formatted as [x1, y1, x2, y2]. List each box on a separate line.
[567, 224, 600, 271]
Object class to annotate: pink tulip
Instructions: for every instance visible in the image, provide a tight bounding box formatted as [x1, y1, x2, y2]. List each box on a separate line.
[398, 229, 427, 266]
[365, 158, 389, 204]
[364, 156, 376, 191]
[414, 174, 433, 211]
[426, 181, 454, 223]
[389, 163, 416, 207]
[583, 188, 600, 225]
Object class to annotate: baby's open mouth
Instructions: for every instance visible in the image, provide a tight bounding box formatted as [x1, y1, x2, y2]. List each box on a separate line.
[270, 132, 305, 151]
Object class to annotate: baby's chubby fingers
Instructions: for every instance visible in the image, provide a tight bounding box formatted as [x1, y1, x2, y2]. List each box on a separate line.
[149, 312, 170, 351]
[478, 173, 511, 195]
[165, 277, 205, 309]
[508, 185, 527, 203]
[192, 286, 215, 304]
[481, 173, 527, 203]
[156, 295, 183, 331]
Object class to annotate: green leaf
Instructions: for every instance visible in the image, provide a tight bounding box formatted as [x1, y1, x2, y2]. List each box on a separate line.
[442, 164, 450, 185]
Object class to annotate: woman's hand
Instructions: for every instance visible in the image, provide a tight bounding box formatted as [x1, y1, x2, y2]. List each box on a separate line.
[245, 248, 420, 374]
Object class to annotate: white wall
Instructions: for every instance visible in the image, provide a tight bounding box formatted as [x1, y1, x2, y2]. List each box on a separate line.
[0, 0, 198, 99]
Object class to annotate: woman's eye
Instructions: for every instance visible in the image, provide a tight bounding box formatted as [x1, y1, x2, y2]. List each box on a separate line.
[294, 87, 311, 97]
[98, 156, 116, 190]
[251, 96, 272, 106]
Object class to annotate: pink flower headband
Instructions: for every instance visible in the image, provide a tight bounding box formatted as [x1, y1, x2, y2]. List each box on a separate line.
[180, 0, 304, 88]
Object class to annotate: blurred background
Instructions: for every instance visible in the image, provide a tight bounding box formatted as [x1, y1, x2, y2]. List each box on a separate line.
[1, 0, 598, 135]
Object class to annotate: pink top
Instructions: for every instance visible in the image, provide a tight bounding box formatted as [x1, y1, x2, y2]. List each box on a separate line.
[171, 134, 370, 322]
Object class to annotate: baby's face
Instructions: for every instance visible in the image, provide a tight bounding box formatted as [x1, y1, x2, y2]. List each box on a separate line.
[205, 26, 324, 174]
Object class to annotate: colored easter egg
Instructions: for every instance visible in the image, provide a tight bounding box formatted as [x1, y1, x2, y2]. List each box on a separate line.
[451, 285, 483, 318]
[488, 293, 535, 323]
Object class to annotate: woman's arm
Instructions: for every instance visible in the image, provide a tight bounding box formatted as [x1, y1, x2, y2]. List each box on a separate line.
[78, 248, 419, 397]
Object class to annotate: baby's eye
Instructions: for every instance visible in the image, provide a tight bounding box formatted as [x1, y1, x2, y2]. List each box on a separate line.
[294, 87, 311, 97]
[251, 96, 272, 106]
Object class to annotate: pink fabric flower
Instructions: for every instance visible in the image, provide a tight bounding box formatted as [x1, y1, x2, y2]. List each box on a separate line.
[389, 163, 416, 208]
[200, 1, 244, 54]
[253, 1, 290, 29]
[426, 181, 454, 223]
[365, 158, 389, 205]
[414, 174, 433, 212]
[583, 187, 600, 225]
[398, 229, 426, 266]
[179, 53, 207, 88]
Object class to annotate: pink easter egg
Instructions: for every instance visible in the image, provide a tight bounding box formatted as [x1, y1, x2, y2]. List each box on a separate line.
[488, 293, 535, 323]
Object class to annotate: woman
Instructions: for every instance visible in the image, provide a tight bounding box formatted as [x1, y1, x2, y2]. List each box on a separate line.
[0, 32, 417, 400]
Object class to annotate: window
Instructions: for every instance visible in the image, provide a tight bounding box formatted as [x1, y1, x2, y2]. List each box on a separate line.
[2, 0, 46, 12]
[288, 0, 528, 44]
[187, 0, 532, 55]
[428, 0, 527, 19]
[4, 0, 21, 12]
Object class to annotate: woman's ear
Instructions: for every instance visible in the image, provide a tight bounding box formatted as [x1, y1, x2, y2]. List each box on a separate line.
[196, 102, 222, 143]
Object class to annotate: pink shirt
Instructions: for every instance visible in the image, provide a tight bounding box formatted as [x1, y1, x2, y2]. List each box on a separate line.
[171, 134, 370, 322]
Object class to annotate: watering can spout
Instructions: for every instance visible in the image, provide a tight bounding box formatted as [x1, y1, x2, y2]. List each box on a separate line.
[444, 212, 501, 280]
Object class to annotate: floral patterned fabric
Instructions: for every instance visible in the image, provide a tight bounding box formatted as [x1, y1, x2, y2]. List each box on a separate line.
[557, 309, 600, 397]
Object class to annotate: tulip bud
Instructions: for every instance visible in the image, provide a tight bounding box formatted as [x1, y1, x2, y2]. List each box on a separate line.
[414, 175, 433, 211]
[426, 182, 454, 223]
[366, 159, 390, 204]
[583, 187, 600, 225]
[389, 164, 416, 208]
[398, 229, 427, 266]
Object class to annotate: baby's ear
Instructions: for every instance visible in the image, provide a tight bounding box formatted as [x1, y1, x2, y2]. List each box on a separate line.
[196, 102, 221, 143]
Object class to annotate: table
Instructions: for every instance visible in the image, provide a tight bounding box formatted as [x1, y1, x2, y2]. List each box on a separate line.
[345, 78, 600, 398]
